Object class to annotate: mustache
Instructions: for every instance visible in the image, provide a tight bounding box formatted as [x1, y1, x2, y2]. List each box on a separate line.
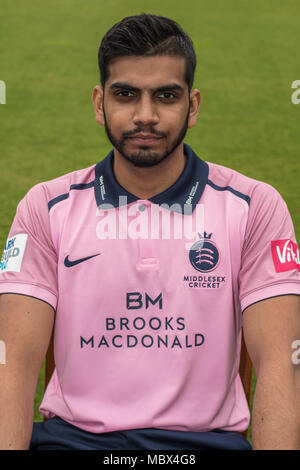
[123, 128, 167, 139]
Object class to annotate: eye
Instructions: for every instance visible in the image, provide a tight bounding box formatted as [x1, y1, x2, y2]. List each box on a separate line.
[115, 90, 135, 98]
[158, 92, 176, 100]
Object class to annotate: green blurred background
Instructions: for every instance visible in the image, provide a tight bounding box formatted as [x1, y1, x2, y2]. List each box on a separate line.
[1, 0, 300, 445]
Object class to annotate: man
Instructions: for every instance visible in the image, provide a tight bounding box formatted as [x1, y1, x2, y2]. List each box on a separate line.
[0, 14, 299, 451]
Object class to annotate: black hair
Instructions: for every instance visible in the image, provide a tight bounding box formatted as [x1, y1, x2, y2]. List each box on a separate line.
[98, 13, 196, 91]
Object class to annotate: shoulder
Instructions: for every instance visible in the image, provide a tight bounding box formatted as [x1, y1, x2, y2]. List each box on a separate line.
[206, 160, 287, 211]
[19, 164, 97, 212]
[205, 162, 294, 254]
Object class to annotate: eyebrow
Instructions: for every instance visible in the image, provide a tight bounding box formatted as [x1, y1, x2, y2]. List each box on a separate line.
[109, 82, 184, 93]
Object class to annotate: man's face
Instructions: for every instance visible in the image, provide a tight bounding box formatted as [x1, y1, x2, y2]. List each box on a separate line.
[94, 55, 198, 167]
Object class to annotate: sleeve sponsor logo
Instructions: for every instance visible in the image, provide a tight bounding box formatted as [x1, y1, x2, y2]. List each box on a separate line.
[0, 234, 28, 273]
[271, 239, 300, 273]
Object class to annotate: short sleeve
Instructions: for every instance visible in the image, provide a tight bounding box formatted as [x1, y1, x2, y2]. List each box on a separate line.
[239, 182, 300, 312]
[0, 184, 58, 310]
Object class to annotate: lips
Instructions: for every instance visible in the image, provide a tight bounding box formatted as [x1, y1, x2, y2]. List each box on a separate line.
[128, 134, 163, 144]
[130, 134, 161, 139]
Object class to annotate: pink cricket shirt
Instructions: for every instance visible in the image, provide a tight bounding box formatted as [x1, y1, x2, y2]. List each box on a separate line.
[1, 143, 299, 433]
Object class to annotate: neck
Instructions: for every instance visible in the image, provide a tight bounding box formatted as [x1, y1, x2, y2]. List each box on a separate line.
[112, 143, 186, 200]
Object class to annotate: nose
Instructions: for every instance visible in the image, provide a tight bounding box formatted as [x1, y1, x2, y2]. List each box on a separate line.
[132, 93, 159, 127]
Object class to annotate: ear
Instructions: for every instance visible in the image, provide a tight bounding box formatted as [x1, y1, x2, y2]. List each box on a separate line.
[92, 85, 105, 126]
[187, 89, 201, 129]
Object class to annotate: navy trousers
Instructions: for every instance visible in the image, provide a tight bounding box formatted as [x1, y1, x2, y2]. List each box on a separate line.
[29, 417, 252, 450]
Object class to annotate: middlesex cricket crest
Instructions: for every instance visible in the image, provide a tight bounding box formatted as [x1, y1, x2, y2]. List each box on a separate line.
[189, 232, 220, 273]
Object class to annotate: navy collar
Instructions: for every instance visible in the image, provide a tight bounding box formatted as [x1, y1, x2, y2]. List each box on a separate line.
[94, 143, 209, 213]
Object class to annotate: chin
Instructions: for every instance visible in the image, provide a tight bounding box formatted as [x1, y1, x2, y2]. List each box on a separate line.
[119, 146, 166, 167]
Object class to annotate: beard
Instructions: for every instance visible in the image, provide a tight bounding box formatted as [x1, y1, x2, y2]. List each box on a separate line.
[102, 104, 190, 168]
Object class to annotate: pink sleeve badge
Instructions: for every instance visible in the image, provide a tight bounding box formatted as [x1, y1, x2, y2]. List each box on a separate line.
[271, 239, 300, 273]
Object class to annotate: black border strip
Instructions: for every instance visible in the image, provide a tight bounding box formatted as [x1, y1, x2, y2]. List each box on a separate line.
[207, 179, 251, 205]
[48, 181, 95, 211]
[0, 291, 56, 312]
[242, 292, 300, 314]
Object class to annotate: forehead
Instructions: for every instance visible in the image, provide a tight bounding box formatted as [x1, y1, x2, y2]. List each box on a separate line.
[106, 55, 187, 90]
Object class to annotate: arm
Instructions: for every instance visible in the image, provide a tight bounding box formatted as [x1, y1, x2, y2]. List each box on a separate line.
[0, 294, 54, 450]
[243, 295, 300, 450]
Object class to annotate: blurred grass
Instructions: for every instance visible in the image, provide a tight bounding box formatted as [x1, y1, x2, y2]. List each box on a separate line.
[1, 0, 300, 444]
